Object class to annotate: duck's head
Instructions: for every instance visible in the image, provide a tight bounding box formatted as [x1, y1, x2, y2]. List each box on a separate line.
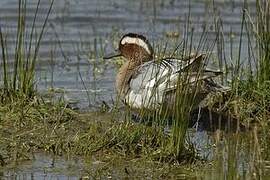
[104, 33, 154, 63]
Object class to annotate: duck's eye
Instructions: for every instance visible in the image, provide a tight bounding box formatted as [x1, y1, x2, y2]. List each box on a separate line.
[134, 52, 139, 58]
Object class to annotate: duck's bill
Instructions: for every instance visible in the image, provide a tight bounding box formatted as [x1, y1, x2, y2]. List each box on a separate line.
[103, 50, 122, 59]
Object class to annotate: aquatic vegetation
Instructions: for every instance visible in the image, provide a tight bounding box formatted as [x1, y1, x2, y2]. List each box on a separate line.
[256, 0, 270, 83]
[0, 101, 198, 167]
[0, 95, 75, 165]
[0, 0, 54, 100]
[205, 0, 270, 178]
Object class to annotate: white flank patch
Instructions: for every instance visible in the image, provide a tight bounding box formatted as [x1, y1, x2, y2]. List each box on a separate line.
[121, 36, 151, 54]
[126, 91, 142, 108]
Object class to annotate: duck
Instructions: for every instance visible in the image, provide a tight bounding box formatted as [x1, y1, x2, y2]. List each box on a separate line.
[104, 33, 228, 116]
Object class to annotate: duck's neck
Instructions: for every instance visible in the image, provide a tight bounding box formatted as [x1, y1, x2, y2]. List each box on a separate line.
[116, 61, 139, 98]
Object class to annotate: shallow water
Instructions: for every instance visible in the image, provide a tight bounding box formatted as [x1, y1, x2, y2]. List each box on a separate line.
[1, 153, 84, 179]
[0, 0, 263, 179]
[1, 130, 269, 179]
[0, 151, 195, 179]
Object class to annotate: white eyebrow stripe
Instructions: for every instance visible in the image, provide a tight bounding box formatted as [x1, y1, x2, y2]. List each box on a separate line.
[121, 37, 151, 54]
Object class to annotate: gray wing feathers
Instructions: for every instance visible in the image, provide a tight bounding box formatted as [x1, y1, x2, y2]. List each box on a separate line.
[129, 55, 224, 93]
[129, 61, 171, 92]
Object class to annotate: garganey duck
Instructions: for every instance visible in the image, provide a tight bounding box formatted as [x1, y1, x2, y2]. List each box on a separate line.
[104, 33, 228, 115]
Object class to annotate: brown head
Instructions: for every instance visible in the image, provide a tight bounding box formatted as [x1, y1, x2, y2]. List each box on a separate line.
[104, 33, 154, 64]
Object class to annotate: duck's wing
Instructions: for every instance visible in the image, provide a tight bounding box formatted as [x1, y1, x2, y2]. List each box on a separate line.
[129, 54, 221, 93]
[162, 54, 205, 73]
[169, 54, 224, 84]
[129, 58, 183, 93]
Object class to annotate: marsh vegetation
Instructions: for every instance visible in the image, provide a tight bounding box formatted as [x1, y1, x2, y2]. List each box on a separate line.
[0, 0, 270, 179]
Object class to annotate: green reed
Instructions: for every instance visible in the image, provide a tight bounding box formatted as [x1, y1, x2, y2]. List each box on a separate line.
[205, 0, 270, 179]
[126, 0, 270, 173]
[0, 0, 54, 100]
[256, 0, 270, 83]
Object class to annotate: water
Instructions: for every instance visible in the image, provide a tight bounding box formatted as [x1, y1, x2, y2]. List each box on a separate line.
[0, 152, 195, 179]
[0, 0, 261, 178]
[1, 153, 84, 179]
